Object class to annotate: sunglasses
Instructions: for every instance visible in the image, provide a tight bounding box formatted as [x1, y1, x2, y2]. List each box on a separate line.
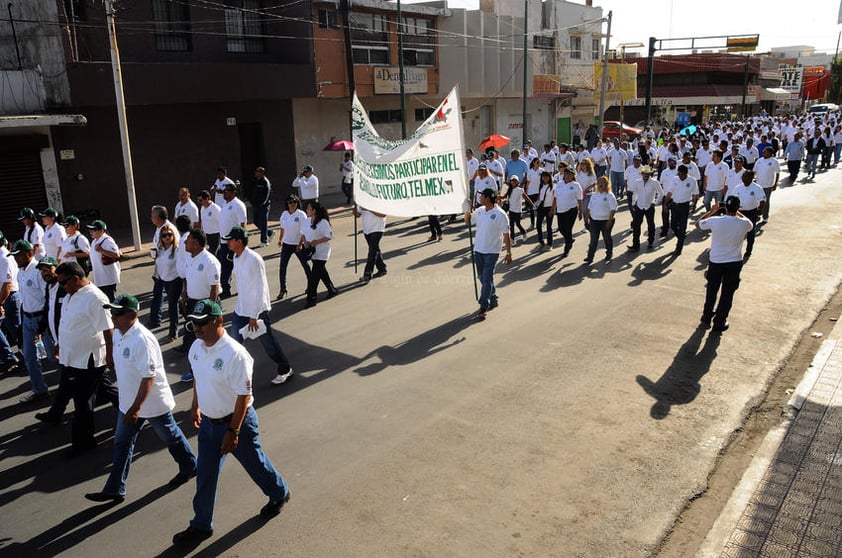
[190, 317, 214, 328]
[110, 308, 131, 317]
[160, 233, 174, 238]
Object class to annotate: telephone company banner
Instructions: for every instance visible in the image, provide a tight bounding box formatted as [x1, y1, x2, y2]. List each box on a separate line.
[352, 87, 469, 217]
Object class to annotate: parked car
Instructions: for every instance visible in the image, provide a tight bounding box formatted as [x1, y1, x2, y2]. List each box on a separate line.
[808, 103, 839, 115]
[601, 121, 642, 140]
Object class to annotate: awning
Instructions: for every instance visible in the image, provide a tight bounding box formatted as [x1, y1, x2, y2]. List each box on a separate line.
[761, 87, 791, 101]
[0, 114, 87, 129]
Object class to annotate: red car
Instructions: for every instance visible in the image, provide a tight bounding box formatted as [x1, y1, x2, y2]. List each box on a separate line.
[601, 121, 642, 140]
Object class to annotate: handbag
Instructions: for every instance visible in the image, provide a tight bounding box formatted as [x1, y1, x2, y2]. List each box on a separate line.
[300, 246, 315, 261]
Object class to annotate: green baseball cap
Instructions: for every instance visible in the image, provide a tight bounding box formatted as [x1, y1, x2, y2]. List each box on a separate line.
[9, 240, 34, 255]
[103, 294, 140, 312]
[187, 299, 223, 320]
[221, 226, 248, 241]
[36, 256, 59, 268]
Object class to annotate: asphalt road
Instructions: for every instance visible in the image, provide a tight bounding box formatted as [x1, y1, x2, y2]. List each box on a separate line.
[2, 166, 842, 557]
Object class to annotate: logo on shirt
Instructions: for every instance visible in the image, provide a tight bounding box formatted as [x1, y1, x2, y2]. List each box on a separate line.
[26, 279, 32, 287]
[122, 347, 130, 358]
[198, 264, 204, 271]
[294, 217, 299, 223]
[750, 192, 755, 196]
[213, 358, 224, 371]
[489, 214, 497, 220]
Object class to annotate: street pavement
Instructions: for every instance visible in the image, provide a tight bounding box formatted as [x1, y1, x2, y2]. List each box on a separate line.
[2, 163, 842, 557]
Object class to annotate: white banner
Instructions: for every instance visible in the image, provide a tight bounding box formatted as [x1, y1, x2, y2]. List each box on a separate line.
[352, 87, 468, 217]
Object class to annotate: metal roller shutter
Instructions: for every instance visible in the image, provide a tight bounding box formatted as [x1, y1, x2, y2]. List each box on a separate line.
[0, 150, 47, 241]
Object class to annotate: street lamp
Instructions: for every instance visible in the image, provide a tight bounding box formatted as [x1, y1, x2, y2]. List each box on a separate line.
[616, 42, 644, 124]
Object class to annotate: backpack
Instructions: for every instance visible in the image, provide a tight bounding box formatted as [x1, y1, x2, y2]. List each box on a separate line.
[72, 236, 91, 276]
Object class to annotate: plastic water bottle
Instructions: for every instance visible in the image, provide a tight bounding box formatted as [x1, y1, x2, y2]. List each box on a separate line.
[35, 339, 47, 360]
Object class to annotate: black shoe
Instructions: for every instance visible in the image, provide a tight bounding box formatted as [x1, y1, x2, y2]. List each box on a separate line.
[372, 270, 387, 278]
[67, 443, 96, 459]
[260, 491, 291, 519]
[172, 526, 213, 546]
[647, 241, 654, 249]
[35, 411, 60, 424]
[659, 231, 668, 238]
[326, 289, 339, 299]
[304, 299, 317, 309]
[84, 491, 124, 503]
[605, 253, 612, 261]
[712, 322, 730, 333]
[699, 317, 712, 329]
[167, 470, 197, 489]
[219, 290, 232, 300]
[627, 245, 640, 252]
[489, 299, 499, 310]
[360, 275, 371, 284]
[584, 256, 593, 263]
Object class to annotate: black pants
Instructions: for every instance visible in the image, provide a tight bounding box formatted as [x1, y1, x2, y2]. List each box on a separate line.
[98, 284, 116, 302]
[536, 207, 554, 246]
[587, 219, 613, 259]
[556, 208, 577, 253]
[181, 297, 200, 350]
[660, 202, 670, 235]
[341, 180, 354, 204]
[68, 356, 105, 449]
[307, 260, 336, 301]
[427, 215, 442, 237]
[703, 260, 743, 327]
[670, 202, 690, 249]
[207, 233, 220, 256]
[509, 211, 526, 240]
[279, 243, 312, 292]
[363, 231, 386, 277]
[527, 194, 539, 227]
[631, 205, 656, 248]
[218, 244, 233, 294]
[786, 159, 800, 182]
[742, 208, 759, 256]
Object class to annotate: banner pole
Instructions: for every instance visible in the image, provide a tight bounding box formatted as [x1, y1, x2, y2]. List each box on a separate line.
[354, 210, 359, 274]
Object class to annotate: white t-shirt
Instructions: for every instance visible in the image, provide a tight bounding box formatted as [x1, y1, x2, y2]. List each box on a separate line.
[90, 234, 121, 287]
[175, 199, 200, 225]
[359, 209, 386, 234]
[301, 219, 332, 261]
[43, 223, 67, 260]
[293, 174, 320, 199]
[525, 168, 542, 196]
[698, 214, 753, 263]
[537, 182, 555, 208]
[18, 258, 44, 312]
[732, 181, 766, 211]
[466, 157, 479, 182]
[664, 176, 698, 204]
[59, 283, 112, 368]
[471, 205, 509, 254]
[155, 245, 180, 282]
[588, 192, 618, 220]
[25, 224, 46, 260]
[113, 322, 175, 417]
[704, 161, 729, 192]
[60, 231, 90, 264]
[608, 148, 627, 172]
[341, 160, 354, 183]
[553, 180, 583, 212]
[280, 209, 308, 245]
[199, 202, 221, 235]
[218, 197, 247, 239]
[184, 249, 221, 299]
[474, 175, 498, 205]
[540, 152, 557, 172]
[576, 172, 596, 195]
[725, 168, 746, 191]
[232, 247, 272, 319]
[189, 333, 254, 419]
[508, 186, 525, 213]
[753, 157, 781, 188]
[213, 177, 235, 207]
[0, 246, 19, 291]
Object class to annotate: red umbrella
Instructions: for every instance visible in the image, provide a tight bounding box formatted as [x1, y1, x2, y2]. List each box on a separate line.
[323, 139, 354, 152]
[478, 134, 511, 151]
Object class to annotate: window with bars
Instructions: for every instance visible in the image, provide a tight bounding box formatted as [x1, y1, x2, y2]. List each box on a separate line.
[400, 16, 434, 66]
[414, 107, 434, 121]
[225, 0, 264, 53]
[570, 36, 582, 59]
[350, 12, 389, 65]
[592, 38, 600, 60]
[318, 9, 338, 29]
[533, 35, 554, 50]
[369, 109, 403, 123]
[152, 0, 192, 52]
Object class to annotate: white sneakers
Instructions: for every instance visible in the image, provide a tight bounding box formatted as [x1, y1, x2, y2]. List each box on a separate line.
[271, 368, 294, 385]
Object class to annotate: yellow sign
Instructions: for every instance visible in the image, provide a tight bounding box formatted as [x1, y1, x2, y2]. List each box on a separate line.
[593, 62, 638, 104]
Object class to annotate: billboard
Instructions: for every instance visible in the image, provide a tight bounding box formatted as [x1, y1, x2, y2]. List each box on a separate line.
[778, 65, 803, 101]
[593, 63, 638, 105]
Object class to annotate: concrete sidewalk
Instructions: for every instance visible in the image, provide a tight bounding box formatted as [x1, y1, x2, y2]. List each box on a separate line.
[699, 316, 842, 556]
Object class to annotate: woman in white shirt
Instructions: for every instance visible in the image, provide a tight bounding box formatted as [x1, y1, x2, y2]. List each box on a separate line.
[535, 170, 555, 249]
[300, 202, 337, 308]
[525, 157, 542, 229]
[506, 176, 532, 243]
[59, 216, 91, 274]
[154, 225, 181, 341]
[585, 176, 618, 263]
[87, 220, 121, 301]
[576, 158, 597, 229]
[276, 194, 312, 300]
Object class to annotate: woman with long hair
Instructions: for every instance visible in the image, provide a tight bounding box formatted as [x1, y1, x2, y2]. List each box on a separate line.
[276, 194, 312, 300]
[155, 224, 182, 341]
[300, 202, 337, 308]
[535, 170, 555, 249]
[525, 156, 542, 228]
[585, 176, 617, 263]
[576, 158, 597, 230]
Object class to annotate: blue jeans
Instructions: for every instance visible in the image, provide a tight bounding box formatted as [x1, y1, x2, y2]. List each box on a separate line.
[191, 407, 288, 531]
[475, 252, 499, 311]
[22, 314, 46, 393]
[163, 277, 183, 338]
[103, 410, 196, 496]
[704, 190, 723, 212]
[805, 153, 819, 176]
[149, 276, 165, 325]
[610, 171, 625, 198]
[834, 143, 842, 165]
[253, 204, 270, 244]
[228, 311, 291, 374]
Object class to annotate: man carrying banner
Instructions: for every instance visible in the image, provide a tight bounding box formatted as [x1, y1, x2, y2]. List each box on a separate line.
[465, 188, 512, 321]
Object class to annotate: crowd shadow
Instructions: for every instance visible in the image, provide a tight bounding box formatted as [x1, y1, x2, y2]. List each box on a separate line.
[635, 326, 722, 419]
[353, 314, 471, 376]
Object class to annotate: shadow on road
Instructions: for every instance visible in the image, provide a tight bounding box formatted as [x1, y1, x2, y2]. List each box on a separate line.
[635, 326, 722, 419]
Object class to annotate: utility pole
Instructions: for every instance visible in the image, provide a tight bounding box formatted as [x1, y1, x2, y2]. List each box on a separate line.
[521, 0, 528, 149]
[645, 36, 656, 123]
[105, 0, 141, 250]
[597, 11, 612, 138]
[740, 54, 750, 118]
[397, 0, 407, 139]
